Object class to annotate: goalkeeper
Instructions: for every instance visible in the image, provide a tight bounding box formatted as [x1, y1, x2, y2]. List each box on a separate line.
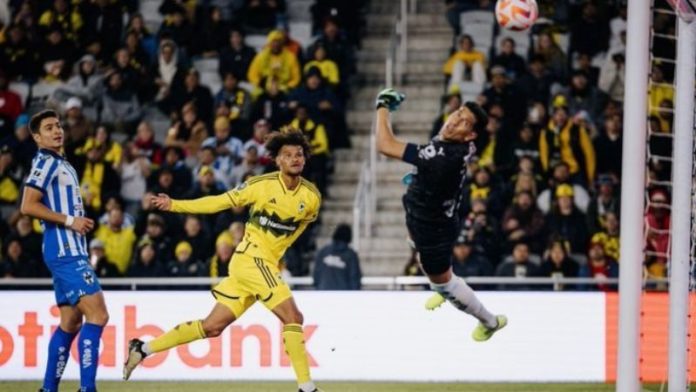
[374, 88, 507, 341]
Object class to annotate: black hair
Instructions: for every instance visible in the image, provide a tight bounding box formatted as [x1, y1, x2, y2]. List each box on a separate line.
[333, 224, 352, 243]
[265, 128, 312, 159]
[29, 110, 59, 134]
[464, 101, 488, 134]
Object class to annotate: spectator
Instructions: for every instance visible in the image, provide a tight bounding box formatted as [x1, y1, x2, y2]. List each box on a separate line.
[481, 66, 526, 129]
[444, 34, 486, 88]
[501, 191, 545, 252]
[100, 71, 142, 134]
[560, 70, 607, 124]
[536, 162, 590, 214]
[82, 125, 123, 168]
[539, 106, 596, 186]
[39, 27, 75, 82]
[188, 165, 226, 205]
[88, 239, 120, 278]
[230, 145, 265, 186]
[593, 114, 623, 178]
[1, 237, 40, 278]
[531, 32, 567, 81]
[590, 211, 620, 262]
[288, 67, 342, 135]
[219, 29, 257, 82]
[586, 175, 620, 235]
[241, 0, 287, 34]
[133, 121, 163, 166]
[153, 147, 192, 197]
[62, 98, 93, 159]
[598, 51, 625, 103]
[0, 115, 36, 172]
[151, 40, 183, 112]
[538, 240, 579, 290]
[201, 116, 244, 181]
[569, 1, 609, 59]
[158, 7, 194, 51]
[165, 101, 209, 156]
[247, 30, 301, 92]
[126, 13, 158, 60]
[38, 0, 83, 44]
[94, 208, 137, 275]
[288, 105, 330, 195]
[307, 18, 355, 81]
[451, 235, 494, 288]
[12, 215, 43, 268]
[170, 69, 214, 125]
[313, 224, 361, 290]
[465, 168, 504, 218]
[111, 47, 145, 95]
[167, 241, 205, 277]
[0, 147, 21, 211]
[123, 31, 150, 75]
[251, 78, 290, 129]
[304, 44, 340, 88]
[648, 63, 673, 117]
[214, 71, 252, 129]
[97, 196, 135, 229]
[515, 56, 553, 106]
[460, 198, 501, 263]
[75, 141, 121, 214]
[278, 27, 303, 60]
[0, 24, 38, 80]
[510, 124, 541, 171]
[495, 242, 539, 290]
[128, 241, 164, 277]
[544, 184, 589, 254]
[120, 141, 151, 217]
[579, 241, 618, 291]
[491, 37, 526, 80]
[244, 119, 271, 159]
[431, 90, 462, 139]
[180, 215, 212, 262]
[141, 213, 174, 264]
[644, 188, 670, 275]
[575, 52, 600, 87]
[51, 55, 102, 120]
[192, 6, 229, 58]
[209, 232, 235, 278]
[0, 70, 23, 135]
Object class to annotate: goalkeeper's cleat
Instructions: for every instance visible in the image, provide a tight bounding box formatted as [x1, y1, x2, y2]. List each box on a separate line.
[471, 315, 508, 342]
[123, 339, 148, 380]
[425, 292, 446, 310]
[299, 389, 323, 392]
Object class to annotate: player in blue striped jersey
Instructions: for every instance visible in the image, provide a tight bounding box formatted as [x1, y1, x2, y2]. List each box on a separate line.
[21, 110, 108, 392]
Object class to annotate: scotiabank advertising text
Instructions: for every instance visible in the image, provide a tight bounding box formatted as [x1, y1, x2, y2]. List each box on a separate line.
[0, 291, 605, 381]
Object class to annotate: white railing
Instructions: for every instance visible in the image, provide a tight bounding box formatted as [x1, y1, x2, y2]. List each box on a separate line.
[0, 276, 671, 291]
[385, 0, 409, 87]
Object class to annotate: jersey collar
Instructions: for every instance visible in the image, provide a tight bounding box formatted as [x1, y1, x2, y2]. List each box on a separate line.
[276, 171, 302, 195]
[39, 148, 64, 160]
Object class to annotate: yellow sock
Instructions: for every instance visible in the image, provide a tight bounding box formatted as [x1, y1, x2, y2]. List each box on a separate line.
[147, 320, 206, 353]
[282, 324, 312, 384]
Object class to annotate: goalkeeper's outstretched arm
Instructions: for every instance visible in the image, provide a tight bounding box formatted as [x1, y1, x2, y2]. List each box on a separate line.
[375, 88, 407, 159]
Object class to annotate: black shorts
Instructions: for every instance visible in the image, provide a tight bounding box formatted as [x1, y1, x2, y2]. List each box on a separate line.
[405, 212, 457, 275]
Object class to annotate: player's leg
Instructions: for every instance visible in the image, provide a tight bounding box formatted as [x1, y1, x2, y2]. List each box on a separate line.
[75, 291, 109, 392]
[123, 276, 254, 380]
[40, 302, 81, 392]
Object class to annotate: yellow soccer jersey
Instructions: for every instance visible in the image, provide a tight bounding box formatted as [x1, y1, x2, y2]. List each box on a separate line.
[170, 172, 321, 263]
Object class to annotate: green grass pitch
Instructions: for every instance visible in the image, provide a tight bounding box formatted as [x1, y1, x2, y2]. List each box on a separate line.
[0, 381, 672, 391]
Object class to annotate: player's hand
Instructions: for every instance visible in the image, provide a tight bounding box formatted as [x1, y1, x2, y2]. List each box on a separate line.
[375, 88, 406, 112]
[151, 193, 173, 211]
[69, 217, 94, 235]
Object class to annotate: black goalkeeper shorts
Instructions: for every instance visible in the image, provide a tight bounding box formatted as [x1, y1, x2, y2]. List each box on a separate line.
[405, 212, 457, 276]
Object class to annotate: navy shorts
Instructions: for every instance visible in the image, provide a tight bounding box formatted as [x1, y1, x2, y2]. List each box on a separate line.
[47, 256, 102, 306]
[405, 213, 458, 275]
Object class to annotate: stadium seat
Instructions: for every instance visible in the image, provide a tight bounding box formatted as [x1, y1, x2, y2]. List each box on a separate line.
[460, 10, 495, 26]
[289, 21, 313, 48]
[139, 0, 163, 34]
[199, 71, 222, 95]
[458, 81, 484, 96]
[9, 81, 29, 108]
[193, 58, 220, 74]
[28, 82, 60, 114]
[246, 34, 268, 53]
[287, 0, 313, 22]
[463, 23, 494, 51]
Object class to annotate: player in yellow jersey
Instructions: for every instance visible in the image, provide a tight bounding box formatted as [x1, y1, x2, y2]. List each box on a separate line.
[123, 130, 322, 392]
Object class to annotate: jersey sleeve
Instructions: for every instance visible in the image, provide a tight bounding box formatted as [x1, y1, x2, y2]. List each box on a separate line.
[170, 180, 258, 213]
[305, 192, 321, 222]
[25, 157, 59, 193]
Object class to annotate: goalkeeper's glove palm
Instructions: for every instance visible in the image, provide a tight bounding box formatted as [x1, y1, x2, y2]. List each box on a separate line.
[375, 88, 406, 112]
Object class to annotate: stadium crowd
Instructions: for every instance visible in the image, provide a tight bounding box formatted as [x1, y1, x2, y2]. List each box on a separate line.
[0, 0, 367, 283]
[408, 0, 675, 290]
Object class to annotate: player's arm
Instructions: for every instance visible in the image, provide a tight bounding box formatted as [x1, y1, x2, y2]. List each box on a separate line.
[20, 187, 94, 235]
[375, 88, 408, 160]
[151, 181, 255, 214]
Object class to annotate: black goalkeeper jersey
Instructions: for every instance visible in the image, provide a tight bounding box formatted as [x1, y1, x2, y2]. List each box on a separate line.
[401, 139, 471, 222]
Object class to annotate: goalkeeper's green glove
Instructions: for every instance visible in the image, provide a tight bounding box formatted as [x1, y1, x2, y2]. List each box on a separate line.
[375, 88, 406, 112]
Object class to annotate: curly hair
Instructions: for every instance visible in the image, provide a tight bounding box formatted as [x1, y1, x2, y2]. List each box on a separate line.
[265, 127, 312, 159]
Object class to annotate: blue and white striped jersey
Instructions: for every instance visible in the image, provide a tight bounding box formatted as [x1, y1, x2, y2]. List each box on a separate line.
[25, 148, 88, 261]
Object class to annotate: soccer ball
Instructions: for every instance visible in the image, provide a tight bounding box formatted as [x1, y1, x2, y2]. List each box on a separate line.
[495, 0, 539, 31]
